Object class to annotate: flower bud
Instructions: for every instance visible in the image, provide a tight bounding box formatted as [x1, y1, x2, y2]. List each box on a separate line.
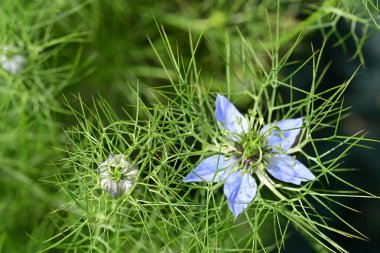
[98, 154, 138, 198]
[0, 46, 27, 74]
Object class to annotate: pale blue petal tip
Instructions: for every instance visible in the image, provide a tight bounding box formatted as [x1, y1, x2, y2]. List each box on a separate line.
[183, 155, 238, 183]
[223, 171, 257, 217]
[215, 94, 249, 140]
[183, 172, 200, 182]
[266, 154, 315, 185]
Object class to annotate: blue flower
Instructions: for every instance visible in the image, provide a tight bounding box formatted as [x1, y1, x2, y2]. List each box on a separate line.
[184, 94, 315, 217]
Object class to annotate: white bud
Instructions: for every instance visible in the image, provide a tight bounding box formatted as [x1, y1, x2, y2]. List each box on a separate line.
[1, 55, 26, 74]
[98, 154, 138, 198]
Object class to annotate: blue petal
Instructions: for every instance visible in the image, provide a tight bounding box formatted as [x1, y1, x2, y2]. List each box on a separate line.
[183, 155, 238, 183]
[215, 94, 249, 141]
[265, 154, 315, 185]
[260, 118, 303, 152]
[223, 171, 257, 217]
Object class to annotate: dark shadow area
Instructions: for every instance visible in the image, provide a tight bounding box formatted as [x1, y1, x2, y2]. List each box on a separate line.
[282, 21, 380, 252]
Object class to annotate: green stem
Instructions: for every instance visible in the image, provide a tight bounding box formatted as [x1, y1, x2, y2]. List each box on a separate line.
[257, 168, 329, 252]
[255, 167, 287, 201]
[267, 0, 338, 49]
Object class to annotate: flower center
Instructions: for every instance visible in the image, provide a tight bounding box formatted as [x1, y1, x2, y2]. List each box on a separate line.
[108, 163, 125, 181]
[240, 132, 263, 163]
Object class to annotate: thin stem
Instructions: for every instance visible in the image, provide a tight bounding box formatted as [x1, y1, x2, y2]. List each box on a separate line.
[256, 166, 287, 201]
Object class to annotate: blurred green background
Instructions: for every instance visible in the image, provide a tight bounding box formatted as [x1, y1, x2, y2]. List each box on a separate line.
[0, 0, 379, 252]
